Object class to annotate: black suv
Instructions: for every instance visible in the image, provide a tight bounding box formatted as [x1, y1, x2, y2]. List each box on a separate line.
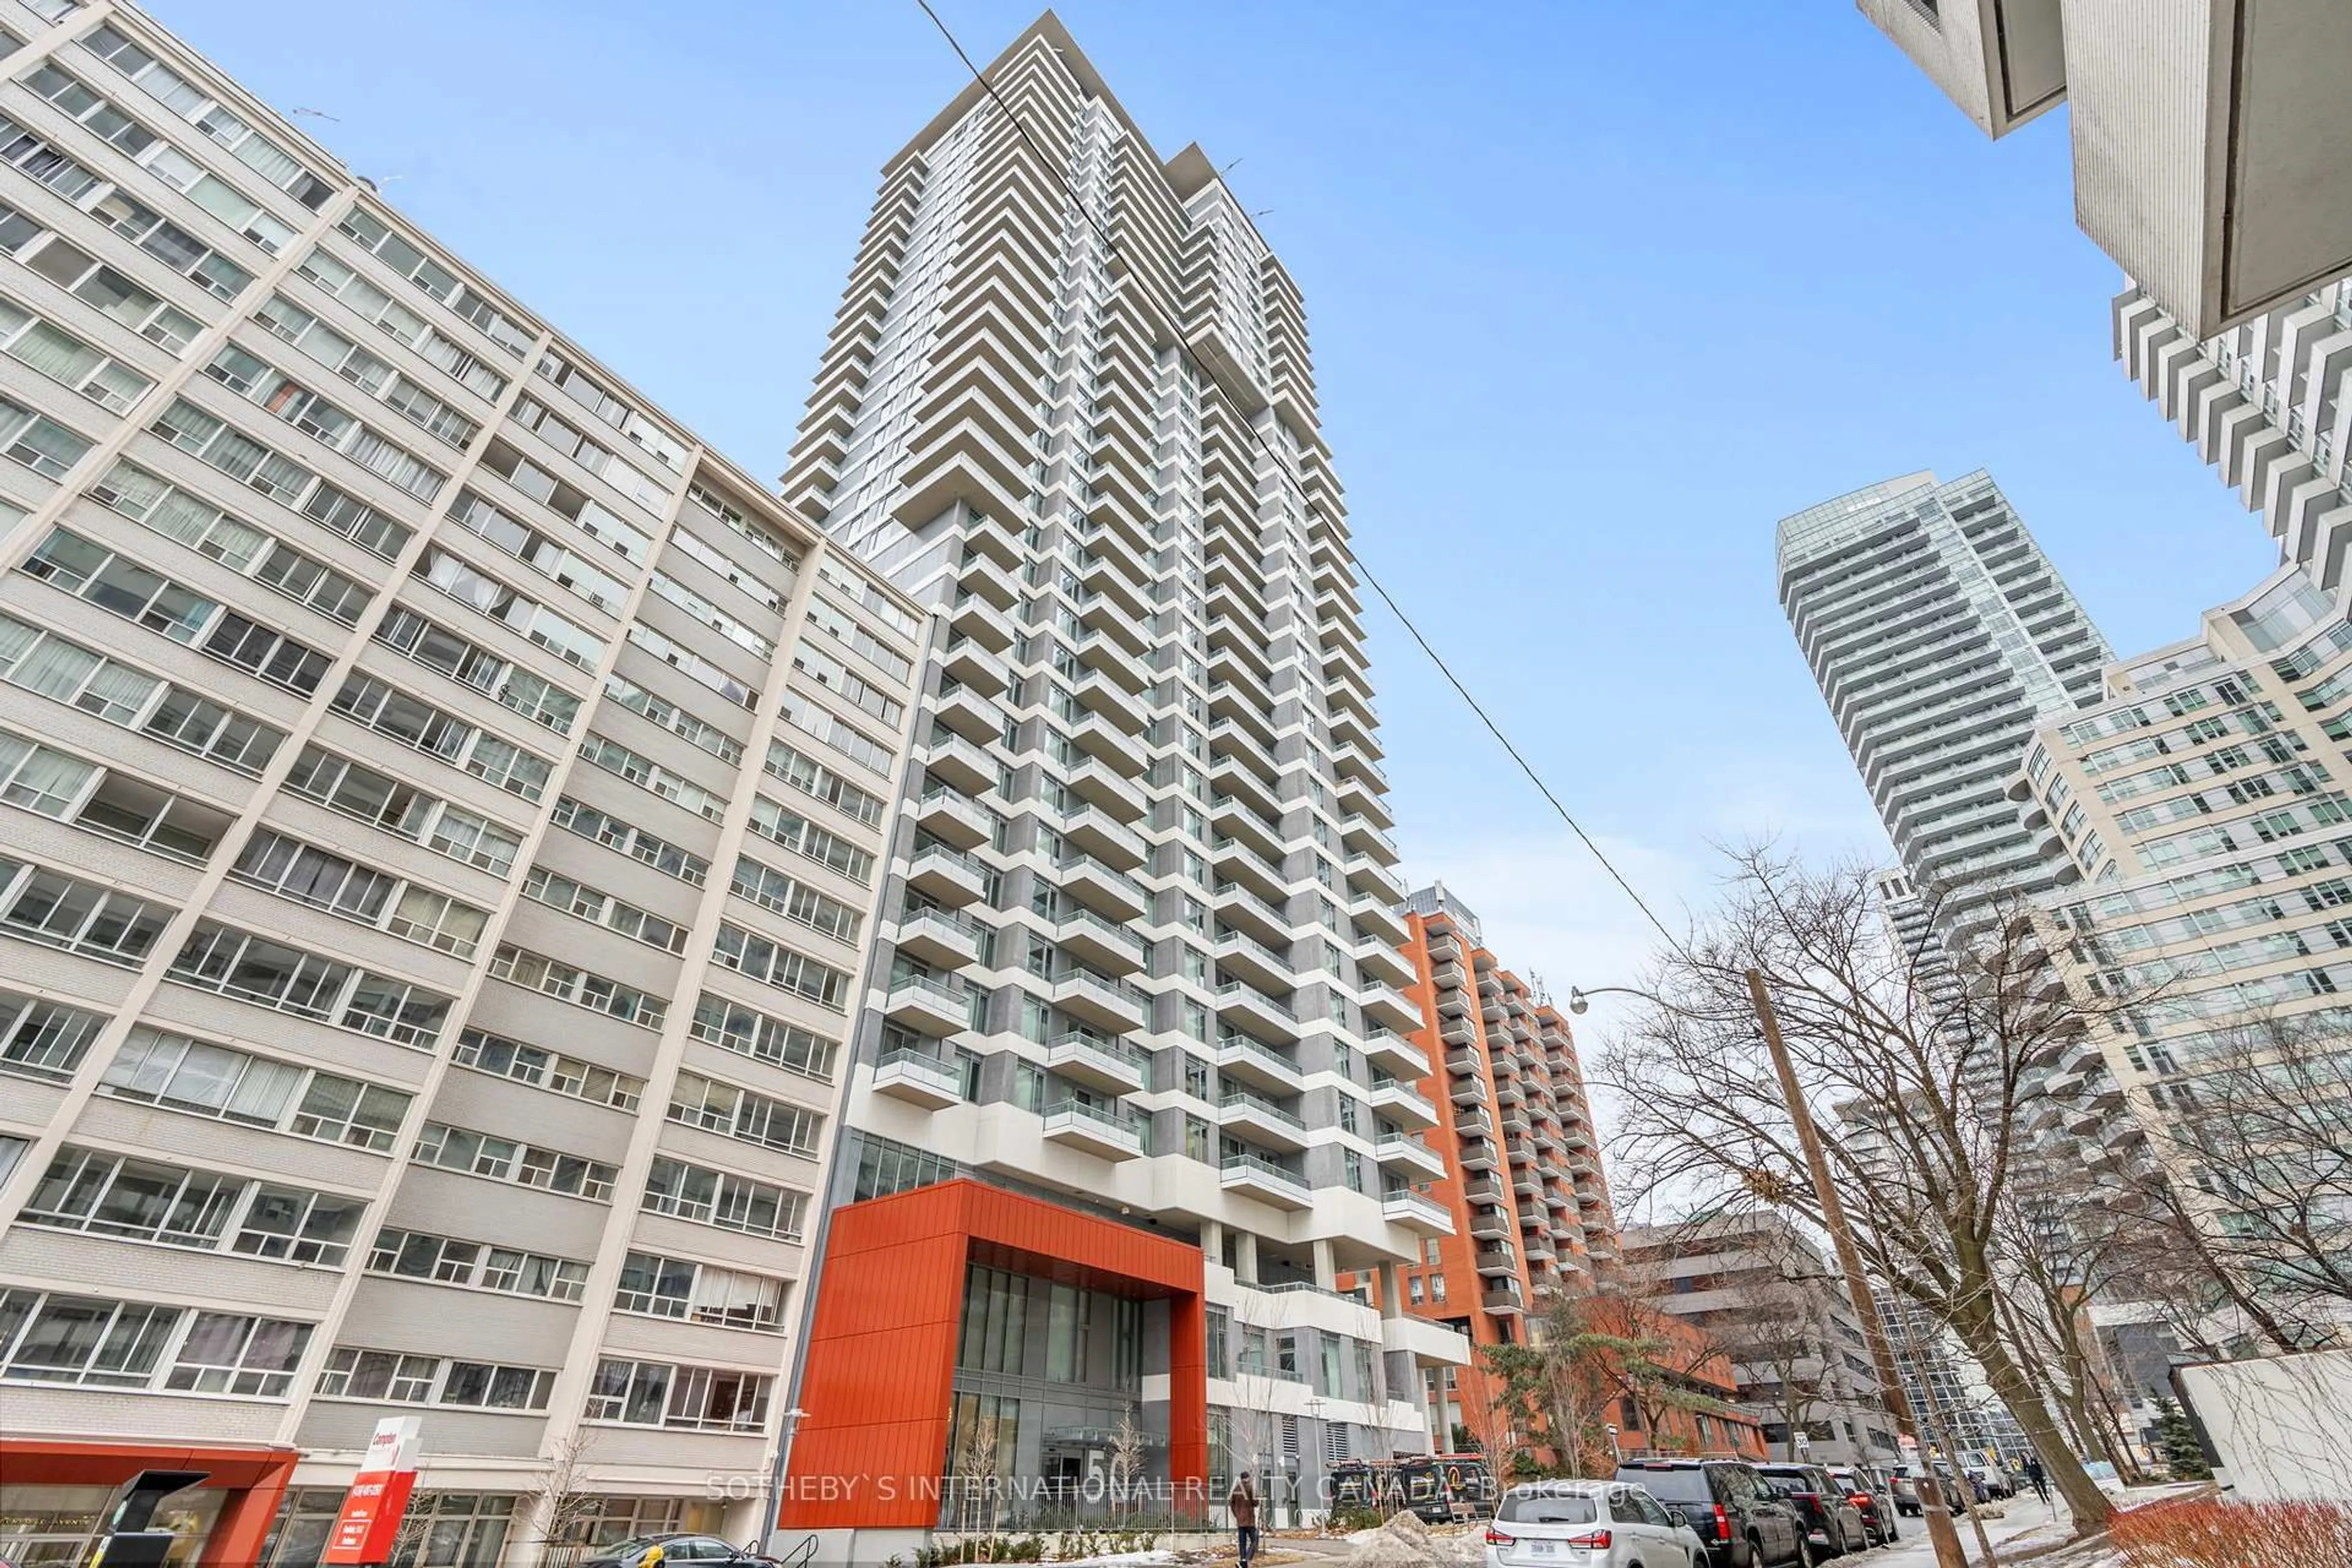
[1757, 1463, 1868, 1557]
[1614, 1460, 1811, 1567]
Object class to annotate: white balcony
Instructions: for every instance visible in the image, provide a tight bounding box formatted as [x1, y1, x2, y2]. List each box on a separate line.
[1361, 985, 1424, 1035]
[922, 730, 996, 796]
[1382, 1305, 1470, 1364]
[1071, 710, 1149, 777]
[1345, 852, 1404, 905]
[1212, 794, 1286, 861]
[907, 843, 986, 907]
[1215, 979, 1295, 1041]
[1369, 1078, 1439, 1129]
[1042, 1099, 1144, 1161]
[933, 680, 999, 742]
[883, 974, 973, 1037]
[957, 551, 1019, 609]
[1057, 908, 1147, 975]
[1352, 895, 1408, 948]
[1218, 1091, 1308, 1152]
[1375, 1135, 1447, 1180]
[1356, 941, 1414, 990]
[1078, 553, 1151, 621]
[1076, 586, 1152, 655]
[949, 588, 1015, 650]
[914, 786, 992, 851]
[1381, 1188, 1455, 1238]
[895, 905, 981, 967]
[1361, 1029, 1428, 1079]
[1213, 880, 1291, 946]
[1045, 1031, 1148, 1094]
[1073, 667, 1148, 734]
[941, 635, 1010, 696]
[1051, 970, 1149, 1033]
[1216, 1034, 1303, 1095]
[1220, 1153, 1311, 1209]
[1068, 755, 1148, 823]
[1208, 750, 1281, 814]
[1058, 853, 1149, 921]
[1063, 804, 1147, 869]
[1213, 929, 1294, 993]
[1076, 628, 1151, 693]
[872, 1048, 962, 1109]
[1210, 835, 1287, 902]
[1339, 813, 1398, 862]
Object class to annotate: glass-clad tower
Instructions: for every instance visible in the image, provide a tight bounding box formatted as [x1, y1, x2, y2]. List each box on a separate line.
[1777, 470, 2111, 933]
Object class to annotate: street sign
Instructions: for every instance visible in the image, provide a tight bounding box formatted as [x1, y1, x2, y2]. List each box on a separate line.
[323, 1417, 423, 1565]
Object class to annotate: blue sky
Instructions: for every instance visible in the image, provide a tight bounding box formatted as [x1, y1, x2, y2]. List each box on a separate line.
[152, 0, 2277, 1008]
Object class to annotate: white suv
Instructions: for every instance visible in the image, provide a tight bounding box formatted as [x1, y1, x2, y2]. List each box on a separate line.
[1483, 1480, 1708, 1568]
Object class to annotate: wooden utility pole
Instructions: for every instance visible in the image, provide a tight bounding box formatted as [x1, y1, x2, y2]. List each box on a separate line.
[1746, 968, 1969, 1568]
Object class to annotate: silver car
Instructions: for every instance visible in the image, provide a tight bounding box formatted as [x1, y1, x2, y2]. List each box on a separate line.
[1483, 1480, 1706, 1568]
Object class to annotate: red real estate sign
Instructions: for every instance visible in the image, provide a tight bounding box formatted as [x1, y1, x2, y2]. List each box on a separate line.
[324, 1417, 423, 1564]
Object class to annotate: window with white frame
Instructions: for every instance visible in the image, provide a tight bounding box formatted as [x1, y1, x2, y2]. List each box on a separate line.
[99, 1026, 410, 1150]
[366, 1229, 590, 1302]
[0, 1288, 312, 1396]
[584, 1358, 772, 1433]
[614, 1251, 790, 1332]
[315, 1346, 555, 1411]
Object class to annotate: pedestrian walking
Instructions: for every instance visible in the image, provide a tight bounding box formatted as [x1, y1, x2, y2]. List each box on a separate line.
[1229, 1471, 1260, 1567]
[2024, 1455, 2051, 1506]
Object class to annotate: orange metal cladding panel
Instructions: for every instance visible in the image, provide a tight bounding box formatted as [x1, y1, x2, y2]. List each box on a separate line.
[786, 1186, 971, 1530]
[782, 1179, 1208, 1531]
[0, 1439, 299, 1568]
[1165, 1291, 1208, 1509]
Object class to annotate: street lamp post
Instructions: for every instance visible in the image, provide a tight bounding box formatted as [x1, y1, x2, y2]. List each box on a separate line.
[756, 1406, 810, 1559]
[1569, 975, 1971, 1568]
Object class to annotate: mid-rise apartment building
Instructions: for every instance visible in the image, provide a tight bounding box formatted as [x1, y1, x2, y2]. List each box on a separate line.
[2113, 278, 2352, 595]
[771, 15, 1465, 1558]
[0, 3, 924, 1562]
[1368, 885, 1616, 1452]
[1621, 1212, 1898, 1468]
[1777, 470, 2111, 937]
[2019, 565, 2352, 1337]
[1858, 0, 2352, 337]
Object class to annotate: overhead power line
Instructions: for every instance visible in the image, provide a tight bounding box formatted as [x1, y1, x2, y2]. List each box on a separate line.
[910, 0, 1686, 954]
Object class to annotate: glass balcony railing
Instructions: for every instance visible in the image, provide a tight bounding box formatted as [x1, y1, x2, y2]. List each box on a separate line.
[1219, 1090, 1303, 1130]
[1221, 1152, 1307, 1194]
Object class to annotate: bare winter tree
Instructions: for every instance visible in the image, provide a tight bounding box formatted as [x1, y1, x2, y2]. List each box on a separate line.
[1594, 843, 2127, 1531]
[1698, 1267, 1823, 1461]
[525, 1430, 603, 1564]
[1985, 1161, 2154, 1479]
[1107, 1404, 1145, 1526]
[2136, 1013, 2352, 1345]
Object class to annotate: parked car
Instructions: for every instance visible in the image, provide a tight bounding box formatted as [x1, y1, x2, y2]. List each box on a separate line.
[580, 1536, 770, 1568]
[1755, 1464, 1866, 1558]
[1889, 1463, 1967, 1516]
[1482, 1480, 1708, 1568]
[1613, 1460, 1811, 1567]
[1824, 1466, 1898, 1547]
